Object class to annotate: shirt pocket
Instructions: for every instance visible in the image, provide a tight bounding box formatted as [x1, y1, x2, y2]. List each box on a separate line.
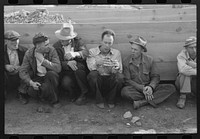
[141, 70, 150, 82]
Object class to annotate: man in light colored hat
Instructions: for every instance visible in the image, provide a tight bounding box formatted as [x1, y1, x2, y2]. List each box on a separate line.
[86, 29, 124, 109]
[121, 36, 176, 109]
[19, 32, 61, 112]
[53, 22, 89, 105]
[4, 30, 28, 104]
[175, 36, 196, 109]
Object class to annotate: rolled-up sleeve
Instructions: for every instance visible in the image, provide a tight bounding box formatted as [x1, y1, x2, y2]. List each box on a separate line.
[86, 49, 97, 71]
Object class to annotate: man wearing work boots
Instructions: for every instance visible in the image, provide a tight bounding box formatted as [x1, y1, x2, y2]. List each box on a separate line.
[4, 30, 28, 104]
[53, 22, 89, 105]
[121, 36, 176, 109]
[19, 32, 61, 112]
[175, 36, 196, 109]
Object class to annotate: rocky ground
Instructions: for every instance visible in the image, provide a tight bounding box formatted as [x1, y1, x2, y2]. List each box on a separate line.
[5, 90, 197, 134]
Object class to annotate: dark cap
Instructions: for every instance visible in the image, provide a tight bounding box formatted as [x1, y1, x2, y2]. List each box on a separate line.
[33, 32, 48, 46]
[4, 30, 20, 41]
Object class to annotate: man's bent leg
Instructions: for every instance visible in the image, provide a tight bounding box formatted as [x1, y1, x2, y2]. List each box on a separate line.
[87, 71, 104, 105]
[149, 84, 175, 107]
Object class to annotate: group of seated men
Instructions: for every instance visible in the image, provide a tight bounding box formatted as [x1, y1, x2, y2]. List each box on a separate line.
[4, 22, 196, 111]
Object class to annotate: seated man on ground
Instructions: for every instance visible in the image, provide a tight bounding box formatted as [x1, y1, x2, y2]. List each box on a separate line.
[4, 30, 28, 104]
[175, 36, 196, 109]
[87, 29, 124, 109]
[121, 36, 176, 109]
[53, 22, 89, 105]
[19, 32, 61, 112]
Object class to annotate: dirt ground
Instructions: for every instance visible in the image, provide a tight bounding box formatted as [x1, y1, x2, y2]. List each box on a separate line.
[5, 90, 197, 134]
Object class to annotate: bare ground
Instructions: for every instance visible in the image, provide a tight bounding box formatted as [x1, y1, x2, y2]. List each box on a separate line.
[5, 90, 197, 134]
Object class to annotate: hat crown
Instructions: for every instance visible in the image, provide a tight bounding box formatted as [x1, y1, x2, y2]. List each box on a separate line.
[130, 36, 147, 47]
[4, 30, 20, 40]
[184, 36, 196, 47]
[55, 21, 77, 40]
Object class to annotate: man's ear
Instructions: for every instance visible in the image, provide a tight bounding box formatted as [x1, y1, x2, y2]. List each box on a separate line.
[4, 39, 8, 45]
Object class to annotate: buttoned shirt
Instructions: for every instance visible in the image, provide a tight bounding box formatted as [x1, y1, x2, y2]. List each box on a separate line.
[7, 48, 19, 66]
[123, 53, 160, 91]
[177, 49, 196, 76]
[86, 46, 122, 75]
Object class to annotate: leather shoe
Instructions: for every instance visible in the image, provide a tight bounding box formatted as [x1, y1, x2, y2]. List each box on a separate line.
[75, 96, 87, 105]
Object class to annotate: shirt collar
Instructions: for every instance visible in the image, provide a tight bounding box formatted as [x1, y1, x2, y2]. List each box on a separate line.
[98, 45, 114, 55]
[129, 53, 146, 64]
[7, 47, 17, 55]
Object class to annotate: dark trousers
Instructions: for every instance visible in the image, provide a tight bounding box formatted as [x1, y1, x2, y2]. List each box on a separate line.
[26, 71, 59, 104]
[5, 71, 24, 94]
[61, 62, 89, 98]
[121, 84, 176, 107]
[87, 71, 124, 104]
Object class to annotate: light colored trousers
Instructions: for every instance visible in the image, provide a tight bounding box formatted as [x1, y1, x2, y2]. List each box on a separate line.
[175, 73, 196, 94]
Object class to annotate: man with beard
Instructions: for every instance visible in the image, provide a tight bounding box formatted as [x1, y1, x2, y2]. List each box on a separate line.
[121, 36, 176, 109]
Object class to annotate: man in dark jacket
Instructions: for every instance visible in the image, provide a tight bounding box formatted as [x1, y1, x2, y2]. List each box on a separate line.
[4, 30, 27, 104]
[19, 32, 61, 110]
[53, 22, 89, 105]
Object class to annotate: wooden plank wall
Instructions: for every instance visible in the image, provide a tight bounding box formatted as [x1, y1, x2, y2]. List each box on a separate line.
[4, 5, 196, 80]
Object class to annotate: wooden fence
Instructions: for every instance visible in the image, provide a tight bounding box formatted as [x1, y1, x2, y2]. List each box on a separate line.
[4, 5, 196, 80]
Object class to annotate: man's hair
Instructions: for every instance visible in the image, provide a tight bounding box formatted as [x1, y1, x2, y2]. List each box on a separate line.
[101, 29, 115, 40]
[33, 32, 48, 46]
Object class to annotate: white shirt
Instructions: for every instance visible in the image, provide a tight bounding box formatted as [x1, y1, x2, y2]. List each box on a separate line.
[7, 48, 19, 66]
[36, 53, 47, 77]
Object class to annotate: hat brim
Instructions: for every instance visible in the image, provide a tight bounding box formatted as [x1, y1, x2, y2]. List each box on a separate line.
[129, 41, 147, 52]
[183, 41, 196, 47]
[55, 30, 77, 40]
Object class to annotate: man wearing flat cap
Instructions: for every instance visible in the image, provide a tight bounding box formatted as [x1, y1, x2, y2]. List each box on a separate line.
[121, 36, 176, 109]
[175, 36, 196, 109]
[86, 29, 124, 109]
[19, 32, 61, 111]
[4, 30, 28, 104]
[53, 22, 89, 105]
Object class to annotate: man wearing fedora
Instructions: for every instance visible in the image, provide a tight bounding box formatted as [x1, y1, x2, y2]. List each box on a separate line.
[175, 36, 196, 109]
[121, 36, 176, 109]
[53, 22, 89, 105]
[4, 30, 28, 104]
[19, 32, 61, 111]
[86, 29, 124, 109]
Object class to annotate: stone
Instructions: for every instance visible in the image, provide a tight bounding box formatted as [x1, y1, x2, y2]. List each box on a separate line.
[135, 121, 142, 126]
[123, 111, 132, 119]
[131, 116, 140, 124]
[126, 123, 131, 126]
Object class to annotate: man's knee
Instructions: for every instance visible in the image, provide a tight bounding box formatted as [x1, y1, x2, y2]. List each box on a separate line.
[121, 86, 130, 97]
[114, 73, 124, 84]
[61, 76, 73, 90]
[87, 71, 99, 83]
[46, 71, 59, 78]
[157, 84, 176, 95]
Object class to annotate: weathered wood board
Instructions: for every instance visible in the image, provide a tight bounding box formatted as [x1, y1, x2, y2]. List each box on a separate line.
[4, 5, 196, 81]
[4, 22, 196, 44]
